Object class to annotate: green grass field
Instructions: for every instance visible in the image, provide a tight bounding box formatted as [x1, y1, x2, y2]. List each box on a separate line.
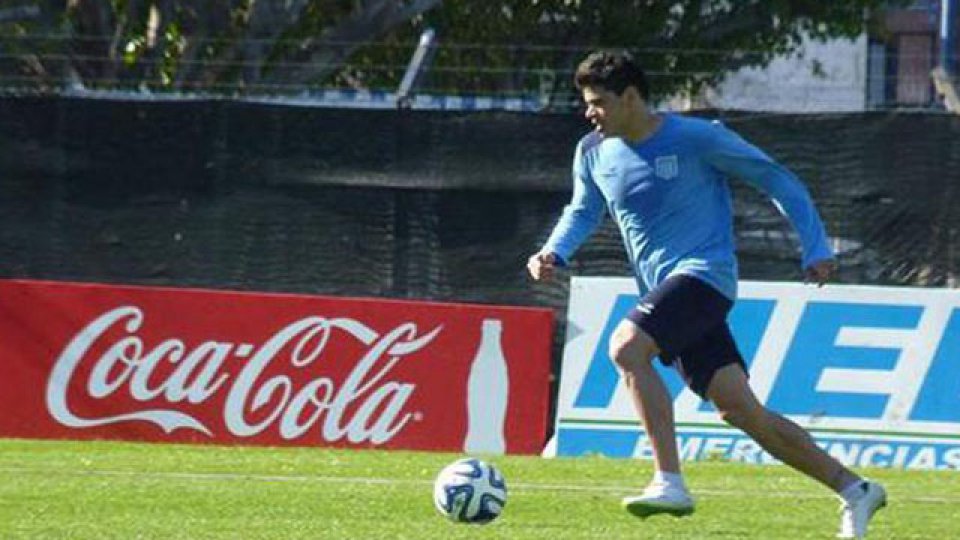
[1, 438, 957, 539]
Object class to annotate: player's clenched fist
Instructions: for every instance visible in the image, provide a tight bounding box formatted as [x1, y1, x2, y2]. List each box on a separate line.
[527, 251, 558, 281]
[804, 258, 837, 287]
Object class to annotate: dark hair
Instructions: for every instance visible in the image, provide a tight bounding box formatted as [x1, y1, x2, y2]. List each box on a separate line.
[574, 50, 650, 101]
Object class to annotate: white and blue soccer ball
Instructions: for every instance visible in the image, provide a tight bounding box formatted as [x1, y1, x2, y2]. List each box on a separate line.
[433, 457, 507, 524]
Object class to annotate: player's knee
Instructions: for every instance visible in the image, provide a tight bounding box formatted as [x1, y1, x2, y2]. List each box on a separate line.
[608, 324, 655, 372]
[717, 407, 746, 430]
[717, 401, 765, 432]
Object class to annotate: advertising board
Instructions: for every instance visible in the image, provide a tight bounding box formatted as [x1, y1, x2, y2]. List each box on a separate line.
[549, 278, 960, 470]
[0, 280, 554, 454]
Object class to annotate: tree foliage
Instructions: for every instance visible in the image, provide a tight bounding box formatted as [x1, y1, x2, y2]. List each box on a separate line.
[385, 0, 908, 104]
[0, 0, 441, 92]
[0, 0, 908, 100]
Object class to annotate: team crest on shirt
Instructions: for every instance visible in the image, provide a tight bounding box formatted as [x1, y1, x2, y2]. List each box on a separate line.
[655, 155, 679, 179]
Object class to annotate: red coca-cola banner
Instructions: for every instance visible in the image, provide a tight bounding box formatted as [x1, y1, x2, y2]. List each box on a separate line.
[0, 279, 554, 454]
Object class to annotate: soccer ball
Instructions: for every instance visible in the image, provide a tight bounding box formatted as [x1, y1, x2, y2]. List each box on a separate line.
[432, 457, 507, 524]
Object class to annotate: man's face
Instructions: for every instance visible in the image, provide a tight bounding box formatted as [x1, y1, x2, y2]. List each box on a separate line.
[581, 85, 629, 137]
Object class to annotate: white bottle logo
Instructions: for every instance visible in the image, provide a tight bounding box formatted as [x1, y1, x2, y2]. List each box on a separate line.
[463, 319, 509, 455]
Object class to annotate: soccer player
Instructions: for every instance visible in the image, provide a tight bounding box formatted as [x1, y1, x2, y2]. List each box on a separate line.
[526, 51, 886, 539]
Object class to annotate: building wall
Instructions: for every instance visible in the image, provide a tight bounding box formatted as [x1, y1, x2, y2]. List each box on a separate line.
[674, 2, 958, 112]
[692, 35, 869, 113]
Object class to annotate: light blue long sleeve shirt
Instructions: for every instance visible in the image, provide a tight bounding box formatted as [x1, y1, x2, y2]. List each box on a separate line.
[542, 113, 833, 300]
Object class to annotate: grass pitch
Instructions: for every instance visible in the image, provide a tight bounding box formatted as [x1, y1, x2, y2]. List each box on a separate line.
[1, 438, 957, 539]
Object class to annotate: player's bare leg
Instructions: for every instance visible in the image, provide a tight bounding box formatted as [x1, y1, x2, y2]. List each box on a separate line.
[707, 364, 887, 538]
[609, 319, 694, 518]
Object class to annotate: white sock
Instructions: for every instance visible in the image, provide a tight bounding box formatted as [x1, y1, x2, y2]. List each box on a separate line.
[653, 471, 686, 490]
[840, 479, 867, 504]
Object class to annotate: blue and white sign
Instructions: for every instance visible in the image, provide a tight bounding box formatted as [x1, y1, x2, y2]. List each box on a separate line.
[546, 278, 960, 470]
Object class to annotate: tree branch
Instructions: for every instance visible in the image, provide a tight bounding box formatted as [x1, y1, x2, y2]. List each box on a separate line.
[262, 0, 443, 86]
[66, 0, 116, 82]
[174, 1, 235, 89]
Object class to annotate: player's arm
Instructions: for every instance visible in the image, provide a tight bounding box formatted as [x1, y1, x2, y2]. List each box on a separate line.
[702, 121, 835, 285]
[528, 145, 605, 282]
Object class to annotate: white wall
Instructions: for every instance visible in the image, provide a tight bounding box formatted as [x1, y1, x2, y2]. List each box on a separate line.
[690, 34, 869, 112]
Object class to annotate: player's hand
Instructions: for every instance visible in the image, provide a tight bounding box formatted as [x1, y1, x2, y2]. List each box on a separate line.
[527, 251, 558, 282]
[804, 259, 836, 287]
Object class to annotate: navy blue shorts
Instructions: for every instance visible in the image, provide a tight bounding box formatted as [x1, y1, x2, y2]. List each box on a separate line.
[626, 274, 746, 400]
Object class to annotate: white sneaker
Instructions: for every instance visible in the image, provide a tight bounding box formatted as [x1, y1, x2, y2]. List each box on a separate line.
[837, 481, 887, 538]
[622, 482, 695, 519]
